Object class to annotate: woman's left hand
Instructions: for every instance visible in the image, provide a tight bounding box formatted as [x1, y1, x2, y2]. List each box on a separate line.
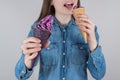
[76, 14, 98, 52]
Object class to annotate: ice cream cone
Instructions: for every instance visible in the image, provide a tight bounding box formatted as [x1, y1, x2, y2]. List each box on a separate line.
[34, 15, 53, 46]
[73, 7, 87, 43]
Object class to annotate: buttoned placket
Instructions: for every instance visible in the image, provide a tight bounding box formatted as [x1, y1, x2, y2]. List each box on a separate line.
[61, 27, 66, 80]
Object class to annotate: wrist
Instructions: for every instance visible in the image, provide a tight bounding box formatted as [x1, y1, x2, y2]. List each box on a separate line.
[88, 40, 98, 52]
[24, 56, 34, 70]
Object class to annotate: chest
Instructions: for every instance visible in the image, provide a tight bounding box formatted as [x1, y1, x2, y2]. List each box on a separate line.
[49, 25, 85, 44]
[40, 25, 89, 66]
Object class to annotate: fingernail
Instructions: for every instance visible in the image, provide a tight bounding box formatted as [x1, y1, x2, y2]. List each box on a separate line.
[37, 39, 41, 43]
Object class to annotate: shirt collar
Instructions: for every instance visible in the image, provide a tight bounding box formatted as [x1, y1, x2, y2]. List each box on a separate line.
[53, 16, 76, 28]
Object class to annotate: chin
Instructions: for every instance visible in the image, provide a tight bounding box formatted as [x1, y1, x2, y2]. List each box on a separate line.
[64, 12, 73, 15]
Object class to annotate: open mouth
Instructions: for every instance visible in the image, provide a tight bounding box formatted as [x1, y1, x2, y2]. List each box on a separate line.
[64, 2, 74, 10]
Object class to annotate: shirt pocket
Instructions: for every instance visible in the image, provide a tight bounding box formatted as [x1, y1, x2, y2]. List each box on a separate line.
[71, 43, 89, 65]
[40, 43, 58, 66]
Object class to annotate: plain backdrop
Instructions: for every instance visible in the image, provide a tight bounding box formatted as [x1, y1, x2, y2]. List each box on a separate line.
[0, 0, 120, 80]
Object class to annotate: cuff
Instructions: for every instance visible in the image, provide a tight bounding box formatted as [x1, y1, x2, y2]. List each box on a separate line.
[88, 45, 105, 69]
[19, 59, 33, 79]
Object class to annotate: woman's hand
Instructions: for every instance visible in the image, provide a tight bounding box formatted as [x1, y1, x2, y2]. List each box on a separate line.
[21, 37, 41, 69]
[21, 37, 50, 69]
[76, 14, 98, 52]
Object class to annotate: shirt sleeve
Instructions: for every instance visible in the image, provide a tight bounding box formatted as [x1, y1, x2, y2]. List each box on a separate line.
[87, 26, 106, 80]
[15, 53, 33, 80]
[15, 22, 39, 80]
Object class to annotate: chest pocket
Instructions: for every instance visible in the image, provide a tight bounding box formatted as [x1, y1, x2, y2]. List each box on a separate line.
[40, 43, 58, 66]
[71, 43, 89, 65]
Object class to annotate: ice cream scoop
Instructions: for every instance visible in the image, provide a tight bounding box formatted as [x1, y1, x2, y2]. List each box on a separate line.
[73, 7, 87, 43]
[36, 15, 53, 32]
[34, 15, 53, 46]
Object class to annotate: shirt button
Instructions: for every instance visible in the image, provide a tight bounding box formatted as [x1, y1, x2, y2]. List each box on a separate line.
[63, 40, 66, 43]
[63, 52, 66, 55]
[47, 47, 50, 50]
[20, 75, 23, 79]
[62, 65, 65, 68]
[63, 29, 66, 32]
[21, 71, 25, 74]
[62, 77, 65, 80]
[80, 46, 84, 50]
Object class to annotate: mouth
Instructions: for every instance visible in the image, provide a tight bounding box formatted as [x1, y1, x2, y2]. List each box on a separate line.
[64, 2, 74, 10]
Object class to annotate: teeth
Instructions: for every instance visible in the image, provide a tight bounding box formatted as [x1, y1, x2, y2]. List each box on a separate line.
[65, 2, 73, 5]
[64, 2, 74, 7]
[66, 3, 72, 4]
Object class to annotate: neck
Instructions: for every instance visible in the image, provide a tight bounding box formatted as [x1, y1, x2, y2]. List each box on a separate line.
[55, 13, 72, 26]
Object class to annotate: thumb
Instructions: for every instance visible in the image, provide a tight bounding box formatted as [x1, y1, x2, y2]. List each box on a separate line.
[43, 41, 50, 48]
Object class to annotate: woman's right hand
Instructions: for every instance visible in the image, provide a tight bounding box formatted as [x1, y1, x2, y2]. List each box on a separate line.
[21, 37, 41, 69]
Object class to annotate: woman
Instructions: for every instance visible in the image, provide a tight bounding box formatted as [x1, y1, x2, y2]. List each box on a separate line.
[15, 0, 106, 80]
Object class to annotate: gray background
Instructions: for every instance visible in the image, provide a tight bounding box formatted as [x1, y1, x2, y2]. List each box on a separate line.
[0, 0, 120, 80]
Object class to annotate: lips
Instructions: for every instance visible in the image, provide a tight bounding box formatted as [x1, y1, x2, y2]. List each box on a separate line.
[64, 2, 74, 10]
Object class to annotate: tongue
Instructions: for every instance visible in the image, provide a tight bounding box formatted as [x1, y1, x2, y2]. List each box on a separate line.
[64, 4, 73, 10]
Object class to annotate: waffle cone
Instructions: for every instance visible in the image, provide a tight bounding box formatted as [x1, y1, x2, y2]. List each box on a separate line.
[73, 7, 87, 43]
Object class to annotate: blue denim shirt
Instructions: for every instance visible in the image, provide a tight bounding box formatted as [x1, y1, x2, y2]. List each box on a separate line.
[15, 16, 106, 80]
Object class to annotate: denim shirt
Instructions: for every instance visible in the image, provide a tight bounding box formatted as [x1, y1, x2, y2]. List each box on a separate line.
[15, 16, 106, 80]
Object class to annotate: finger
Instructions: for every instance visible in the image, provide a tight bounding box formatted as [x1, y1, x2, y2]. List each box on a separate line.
[77, 14, 92, 23]
[76, 21, 91, 30]
[29, 52, 39, 60]
[23, 37, 41, 44]
[79, 18, 90, 23]
[23, 47, 41, 55]
[79, 18, 95, 26]
[77, 14, 89, 18]
[43, 41, 50, 48]
[24, 43, 41, 49]
[21, 43, 41, 54]
[80, 26, 91, 34]
[78, 14, 95, 26]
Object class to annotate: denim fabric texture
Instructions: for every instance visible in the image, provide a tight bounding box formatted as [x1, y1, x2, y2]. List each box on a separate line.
[15, 16, 106, 80]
